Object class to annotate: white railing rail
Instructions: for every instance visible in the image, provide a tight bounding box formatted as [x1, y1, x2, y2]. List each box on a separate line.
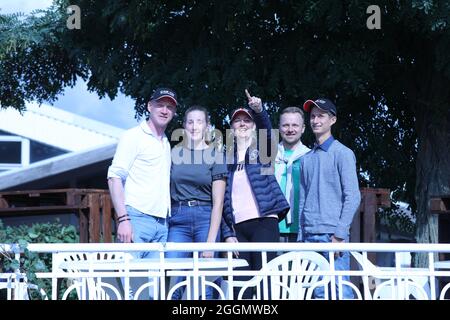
[1, 242, 450, 300]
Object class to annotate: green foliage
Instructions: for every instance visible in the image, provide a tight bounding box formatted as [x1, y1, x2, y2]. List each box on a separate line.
[0, 220, 79, 299]
[0, 4, 81, 112]
[0, 220, 79, 244]
[378, 204, 416, 239]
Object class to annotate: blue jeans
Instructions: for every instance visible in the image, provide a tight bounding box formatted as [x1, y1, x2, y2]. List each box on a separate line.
[302, 233, 354, 299]
[167, 204, 219, 299]
[121, 206, 168, 299]
[167, 204, 214, 245]
[127, 206, 168, 259]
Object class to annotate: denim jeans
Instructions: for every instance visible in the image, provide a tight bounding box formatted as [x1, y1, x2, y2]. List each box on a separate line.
[123, 206, 168, 299]
[302, 233, 354, 299]
[167, 204, 219, 299]
[127, 205, 168, 258]
[167, 204, 214, 245]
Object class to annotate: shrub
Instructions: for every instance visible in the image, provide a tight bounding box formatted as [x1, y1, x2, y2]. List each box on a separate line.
[0, 219, 79, 299]
[377, 202, 416, 240]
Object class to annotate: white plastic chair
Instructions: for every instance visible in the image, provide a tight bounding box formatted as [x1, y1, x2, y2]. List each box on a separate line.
[0, 272, 47, 300]
[351, 251, 430, 300]
[57, 252, 131, 300]
[230, 251, 331, 300]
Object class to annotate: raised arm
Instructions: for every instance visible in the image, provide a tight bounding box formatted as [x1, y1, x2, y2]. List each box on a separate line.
[245, 89, 275, 160]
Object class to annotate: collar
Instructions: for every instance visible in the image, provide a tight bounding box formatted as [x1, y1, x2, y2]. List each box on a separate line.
[140, 121, 167, 141]
[276, 142, 310, 164]
[314, 135, 335, 152]
[140, 121, 154, 136]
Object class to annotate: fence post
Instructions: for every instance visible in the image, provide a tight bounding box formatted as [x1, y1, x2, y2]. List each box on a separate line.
[350, 188, 390, 289]
[430, 195, 450, 259]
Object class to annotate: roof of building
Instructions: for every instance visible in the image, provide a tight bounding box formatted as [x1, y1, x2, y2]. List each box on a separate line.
[0, 102, 124, 151]
[0, 143, 117, 190]
[0, 102, 127, 190]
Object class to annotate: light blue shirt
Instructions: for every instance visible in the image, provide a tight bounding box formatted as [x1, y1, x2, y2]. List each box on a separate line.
[297, 136, 361, 240]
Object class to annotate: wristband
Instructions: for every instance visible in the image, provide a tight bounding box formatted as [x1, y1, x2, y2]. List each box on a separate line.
[117, 218, 131, 224]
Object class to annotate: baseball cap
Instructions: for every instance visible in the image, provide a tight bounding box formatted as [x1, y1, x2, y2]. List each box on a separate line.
[230, 107, 254, 123]
[150, 87, 178, 106]
[303, 98, 337, 116]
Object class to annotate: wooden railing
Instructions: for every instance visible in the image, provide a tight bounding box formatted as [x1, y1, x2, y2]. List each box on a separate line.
[351, 188, 390, 262]
[0, 187, 391, 245]
[0, 189, 114, 243]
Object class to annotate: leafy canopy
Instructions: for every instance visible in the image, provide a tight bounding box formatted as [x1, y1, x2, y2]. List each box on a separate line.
[1, 0, 449, 213]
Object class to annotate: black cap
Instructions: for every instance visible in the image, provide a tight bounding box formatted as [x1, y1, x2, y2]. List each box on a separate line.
[303, 98, 337, 116]
[150, 87, 178, 106]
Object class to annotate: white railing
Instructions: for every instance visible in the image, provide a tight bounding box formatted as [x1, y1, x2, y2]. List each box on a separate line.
[1, 242, 450, 300]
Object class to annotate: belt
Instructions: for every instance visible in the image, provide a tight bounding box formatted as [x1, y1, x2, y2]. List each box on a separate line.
[172, 200, 211, 207]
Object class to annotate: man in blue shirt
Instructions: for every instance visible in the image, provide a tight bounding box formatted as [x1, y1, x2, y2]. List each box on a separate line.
[297, 98, 361, 299]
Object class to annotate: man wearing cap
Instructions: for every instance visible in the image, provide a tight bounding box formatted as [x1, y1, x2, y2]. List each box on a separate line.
[298, 98, 361, 299]
[108, 87, 178, 252]
[274, 107, 310, 243]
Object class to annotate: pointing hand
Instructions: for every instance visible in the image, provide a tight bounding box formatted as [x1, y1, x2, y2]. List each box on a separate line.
[245, 89, 262, 112]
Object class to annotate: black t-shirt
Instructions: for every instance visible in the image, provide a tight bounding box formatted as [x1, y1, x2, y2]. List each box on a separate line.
[170, 145, 227, 202]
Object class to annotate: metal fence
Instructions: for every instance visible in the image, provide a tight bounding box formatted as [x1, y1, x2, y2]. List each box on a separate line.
[1, 242, 450, 300]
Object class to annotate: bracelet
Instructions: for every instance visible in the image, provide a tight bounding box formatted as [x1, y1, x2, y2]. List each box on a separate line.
[117, 218, 131, 224]
[117, 214, 130, 223]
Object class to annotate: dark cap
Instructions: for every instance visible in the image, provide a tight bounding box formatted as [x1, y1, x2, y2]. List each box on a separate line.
[150, 87, 178, 106]
[303, 98, 337, 116]
[230, 107, 254, 123]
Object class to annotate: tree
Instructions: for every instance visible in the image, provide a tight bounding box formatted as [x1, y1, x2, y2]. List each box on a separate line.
[0, 5, 80, 113]
[1, 0, 449, 266]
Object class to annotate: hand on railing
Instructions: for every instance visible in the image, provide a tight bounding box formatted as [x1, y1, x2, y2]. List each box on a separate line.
[201, 251, 214, 258]
[225, 236, 239, 258]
